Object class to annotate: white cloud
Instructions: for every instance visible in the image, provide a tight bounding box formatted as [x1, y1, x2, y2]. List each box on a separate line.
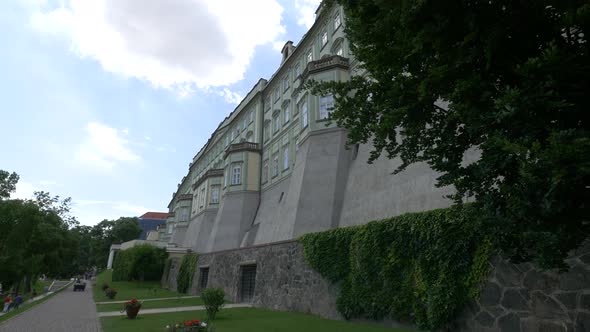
[78, 121, 140, 170]
[39, 180, 57, 185]
[295, 0, 321, 28]
[218, 88, 243, 105]
[30, 0, 286, 94]
[273, 41, 286, 51]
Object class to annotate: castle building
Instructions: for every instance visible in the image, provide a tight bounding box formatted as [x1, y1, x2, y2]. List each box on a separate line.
[161, 2, 453, 253]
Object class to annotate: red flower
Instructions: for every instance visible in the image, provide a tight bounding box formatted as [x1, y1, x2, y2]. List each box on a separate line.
[192, 320, 200, 325]
[185, 320, 192, 326]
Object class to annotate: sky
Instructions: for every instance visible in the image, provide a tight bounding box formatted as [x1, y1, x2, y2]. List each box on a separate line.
[1, 0, 321, 225]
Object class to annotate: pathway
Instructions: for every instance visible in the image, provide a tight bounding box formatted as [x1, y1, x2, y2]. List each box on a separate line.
[95, 295, 200, 305]
[98, 303, 252, 317]
[0, 280, 100, 332]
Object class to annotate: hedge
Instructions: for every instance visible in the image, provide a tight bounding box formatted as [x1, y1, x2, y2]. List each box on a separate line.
[177, 253, 198, 293]
[112, 244, 168, 281]
[299, 205, 492, 331]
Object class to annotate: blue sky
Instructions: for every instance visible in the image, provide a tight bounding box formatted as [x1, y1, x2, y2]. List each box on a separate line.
[1, 0, 320, 225]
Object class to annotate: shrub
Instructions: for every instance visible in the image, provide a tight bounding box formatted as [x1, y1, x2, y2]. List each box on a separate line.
[299, 205, 493, 331]
[101, 283, 109, 291]
[177, 253, 198, 294]
[112, 244, 168, 281]
[105, 288, 117, 299]
[201, 288, 225, 321]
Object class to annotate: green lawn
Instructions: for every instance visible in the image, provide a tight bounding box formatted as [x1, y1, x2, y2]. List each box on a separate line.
[94, 270, 181, 302]
[96, 297, 204, 312]
[101, 307, 410, 332]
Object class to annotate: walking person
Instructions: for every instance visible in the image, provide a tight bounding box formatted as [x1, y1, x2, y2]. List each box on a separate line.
[2, 294, 11, 313]
[13, 294, 23, 310]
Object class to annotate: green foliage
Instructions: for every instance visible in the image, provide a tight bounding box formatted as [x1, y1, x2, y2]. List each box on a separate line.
[299, 226, 359, 283]
[112, 245, 168, 282]
[87, 217, 143, 269]
[300, 206, 492, 330]
[308, 0, 590, 269]
[177, 253, 198, 294]
[0, 170, 19, 199]
[201, 287, 225, 321]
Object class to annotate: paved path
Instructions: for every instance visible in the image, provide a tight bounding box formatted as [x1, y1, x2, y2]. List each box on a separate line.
[98, 303, 252, 317]
[95, 295, 200, 304]
[0, 280, 100, 332]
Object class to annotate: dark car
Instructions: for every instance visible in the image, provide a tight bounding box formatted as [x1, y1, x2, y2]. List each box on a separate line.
[73, 279, 86, 291]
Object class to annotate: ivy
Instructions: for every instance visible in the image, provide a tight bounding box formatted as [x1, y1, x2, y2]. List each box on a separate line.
[299, 206, 492, 331]
[177, 253, 198, 294]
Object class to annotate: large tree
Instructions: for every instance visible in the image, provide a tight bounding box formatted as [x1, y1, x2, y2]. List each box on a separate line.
[309, 0, 589, 268]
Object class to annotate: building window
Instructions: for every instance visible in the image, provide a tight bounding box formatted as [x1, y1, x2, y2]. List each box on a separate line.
[262, 159, 269, 183]
[243, 117, 247, 131]
[334, 13, 341, 31]
[273, 114, 280, 133]
[294, 64, 301, 78]
[265, 97, 270, 111]
[224, 169, 228, 187]
[210, 186, 220, 204]
[274, 88, 280, 103]
[321, 31, 328, 47]
[230, 130, 235, 142]
[284, 107, 290, 124]
[232, 164, 242, 185]
[301, 101, 308, 128]
[307, 51, 312, 63]
[200, 188, 205, 208]
[295, 137, 299, 152]
[167, 224, 173, 234]
[283, 76, 289, 91]
[272, 153, 279, 177]
[225, 136, 229, 147]
[264, 122, 270, 141]
[249, 110, 254, 123]
[283, 148, 289, 170]
[319, 95, 334, 119]
[181, 209, 188, 222]
[335, 45, 343, 56]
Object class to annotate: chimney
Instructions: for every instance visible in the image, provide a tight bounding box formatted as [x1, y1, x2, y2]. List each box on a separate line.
[281, 41, 296, 63]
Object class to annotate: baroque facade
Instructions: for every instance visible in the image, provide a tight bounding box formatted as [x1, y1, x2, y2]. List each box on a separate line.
[160, 3, 453, 253]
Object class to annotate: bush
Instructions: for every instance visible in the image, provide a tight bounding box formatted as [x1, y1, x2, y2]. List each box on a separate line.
[101, 283, 109, 291]
[177, 253, 198, 294]
[112, 245, 168, 281]
[299, 205, 493, 330]
[201, 288, 225, 321]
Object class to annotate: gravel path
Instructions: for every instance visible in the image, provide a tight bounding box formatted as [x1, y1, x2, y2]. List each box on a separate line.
[0, 280, 100, 332]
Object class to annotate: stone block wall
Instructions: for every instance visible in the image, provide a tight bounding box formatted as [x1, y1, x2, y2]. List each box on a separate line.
[162, 239, 590, 331]
[457, 241, 590, 332]
[190, 240, 341, 319]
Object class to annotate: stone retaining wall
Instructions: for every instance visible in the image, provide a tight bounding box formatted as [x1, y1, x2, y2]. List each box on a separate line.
[456, 241, 590, 332]
[162, 239, 590, 331]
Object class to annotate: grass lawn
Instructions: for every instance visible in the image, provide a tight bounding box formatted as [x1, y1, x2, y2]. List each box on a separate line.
[94, 270, 181, 302]
[96, 297, 204, 312]
[101, 307, 410, 332]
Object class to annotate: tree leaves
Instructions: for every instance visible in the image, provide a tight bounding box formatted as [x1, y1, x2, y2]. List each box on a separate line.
[310, 0, 590, 269]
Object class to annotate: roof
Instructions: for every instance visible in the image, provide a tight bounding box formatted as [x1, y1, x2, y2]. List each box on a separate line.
[139, 212, 169, 220]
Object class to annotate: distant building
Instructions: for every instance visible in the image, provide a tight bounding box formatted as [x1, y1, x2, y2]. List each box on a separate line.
[137, 212, 168, 240]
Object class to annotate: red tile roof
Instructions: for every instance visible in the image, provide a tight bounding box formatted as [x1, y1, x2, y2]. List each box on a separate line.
[139, 212, 169, 220]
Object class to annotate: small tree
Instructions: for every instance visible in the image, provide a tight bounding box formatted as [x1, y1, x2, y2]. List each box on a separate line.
[201, 288, 225, 321]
